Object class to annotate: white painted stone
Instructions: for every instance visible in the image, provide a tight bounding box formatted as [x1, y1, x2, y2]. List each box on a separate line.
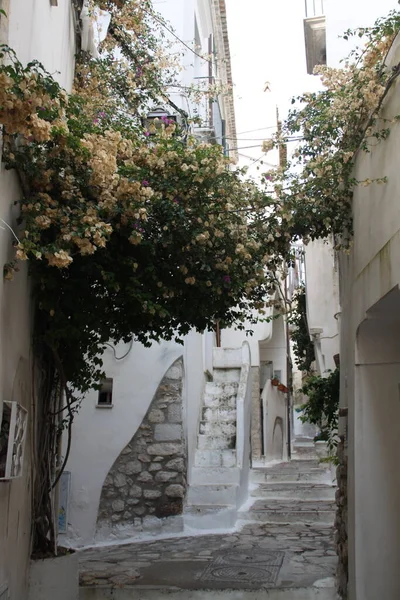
[198, 435, 233, 451]
[28, 552, 78, 600]
[148, 443, 182, 456]
[154, 424, 182, 442]
[213, 347, 242, 368]
[213, 368, 241, 383]
[194, 450, 222, 467]
[166, 363, 183, 380]
[221, 450, 237, 467]
[191, 466, 240, 485]
[187, 484, 238, 506]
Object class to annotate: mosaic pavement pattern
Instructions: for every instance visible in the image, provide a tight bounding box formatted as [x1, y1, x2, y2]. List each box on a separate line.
[79, 521, 336, 590]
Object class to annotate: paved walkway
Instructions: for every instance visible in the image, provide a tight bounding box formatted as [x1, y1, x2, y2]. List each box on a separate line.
[79, 441, 337, 598]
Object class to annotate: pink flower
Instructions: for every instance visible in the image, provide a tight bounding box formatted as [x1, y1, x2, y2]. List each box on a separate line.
[142, 180, 149, 187]
[223, 275, 231, 284]
[144, 131, 150, 137]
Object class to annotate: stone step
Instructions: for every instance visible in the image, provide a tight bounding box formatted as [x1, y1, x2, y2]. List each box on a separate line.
[292, 443, 317, 460]
[251, 469, 331, 484]
[202, 406, 236, 422]
[240, 499, 335, 524]
[294, 435, 315, 443]
[205, 380, 239, 396]
[183, 504, 237, 529]
[80, 585, 338, 600]
[199, 420, 236, 436]
[191, 466, 240, 485]
[198, 433, 235, 451]
[258, 460, 322, 471]
[252, 482, 336, 500]
[213, 368, 241, 383]
[203, 394, 237, 409]
[187, 483, 238, 506]
[194, 449, 236, 467]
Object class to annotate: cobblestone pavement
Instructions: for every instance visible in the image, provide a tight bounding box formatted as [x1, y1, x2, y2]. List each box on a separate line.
[79, 520, 336, 590]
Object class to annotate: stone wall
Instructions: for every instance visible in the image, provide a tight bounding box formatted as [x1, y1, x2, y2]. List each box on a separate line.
[251, 366, 262, 459]
[335, 437, 348, 599]
[97, 358, 186, 530]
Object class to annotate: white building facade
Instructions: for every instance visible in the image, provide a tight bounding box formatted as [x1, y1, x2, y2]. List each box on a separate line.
[302, 1, 400, 598]
[0, 2, 77, 599]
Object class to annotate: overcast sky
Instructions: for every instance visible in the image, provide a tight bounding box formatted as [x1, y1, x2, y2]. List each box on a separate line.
[225, 0, 321, 173]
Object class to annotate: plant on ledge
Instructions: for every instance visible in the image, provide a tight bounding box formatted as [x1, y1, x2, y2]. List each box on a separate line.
[298, 367, 340, 457]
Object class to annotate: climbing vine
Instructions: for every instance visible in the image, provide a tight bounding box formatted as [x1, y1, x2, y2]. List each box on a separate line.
[261, 9, 400, 248]
[2, 1, 400, 553]
[288, 286, 315, 373]
[0, 1, 278, 554]
[299, 368, 340, 455]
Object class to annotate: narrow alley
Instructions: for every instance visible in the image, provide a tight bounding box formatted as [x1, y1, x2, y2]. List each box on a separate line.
[79, 437, 336, 599]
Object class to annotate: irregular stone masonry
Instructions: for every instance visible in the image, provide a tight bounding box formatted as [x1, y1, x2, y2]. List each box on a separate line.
[335, 439, 348, 599]
[96, 358, 186, 530]
[251, 366, 262, 460]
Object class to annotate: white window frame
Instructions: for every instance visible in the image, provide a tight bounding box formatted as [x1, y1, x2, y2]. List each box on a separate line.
[0, 401, 28, 480]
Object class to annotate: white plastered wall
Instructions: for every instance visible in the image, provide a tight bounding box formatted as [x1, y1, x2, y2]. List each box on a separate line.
[304, 239, 340, 374]
[336, 26, 400, 600]
[0, 2, 76, 598]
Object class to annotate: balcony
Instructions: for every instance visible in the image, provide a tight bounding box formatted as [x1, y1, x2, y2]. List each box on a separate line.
[192, 77, 227, 153]
[304, 0, 326, 75]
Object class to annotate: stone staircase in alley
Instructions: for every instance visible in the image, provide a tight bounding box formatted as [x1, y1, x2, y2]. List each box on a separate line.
[241, 436, 336, 526]
[185, 347, 246, 528]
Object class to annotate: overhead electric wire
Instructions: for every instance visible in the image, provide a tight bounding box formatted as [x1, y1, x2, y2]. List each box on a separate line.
[143, 6, 212, 63]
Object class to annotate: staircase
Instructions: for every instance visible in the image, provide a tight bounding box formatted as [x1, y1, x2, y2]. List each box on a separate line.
[185, 345, 251, 528]
[242, 437, 335, 526]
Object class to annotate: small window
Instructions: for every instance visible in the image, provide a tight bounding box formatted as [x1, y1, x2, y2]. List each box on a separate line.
[97, 378, 113, 408]
[0, 401, 28, 479]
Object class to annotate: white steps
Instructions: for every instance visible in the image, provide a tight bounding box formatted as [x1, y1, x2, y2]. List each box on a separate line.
[194, 448, 236, 467]
[186, 349, 243, 527]
[187, 484, 239, 505]
[191, 466, 240, 485]
[240, 499, 336, 525]
[252, 482, 335, 500]
[213, 367, 241, 383]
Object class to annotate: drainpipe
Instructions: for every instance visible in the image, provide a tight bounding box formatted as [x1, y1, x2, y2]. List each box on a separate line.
[285, 278, 292, 460]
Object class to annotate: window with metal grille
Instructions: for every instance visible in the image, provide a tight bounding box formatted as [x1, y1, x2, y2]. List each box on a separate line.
[97, 378, 113, 407]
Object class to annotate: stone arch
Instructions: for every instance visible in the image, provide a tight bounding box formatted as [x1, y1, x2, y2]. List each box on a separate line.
[272, 416, 284, 460]
[96, 357, 185, 530]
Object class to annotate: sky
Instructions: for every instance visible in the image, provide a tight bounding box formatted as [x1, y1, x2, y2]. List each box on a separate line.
[225, 0, 322, 173]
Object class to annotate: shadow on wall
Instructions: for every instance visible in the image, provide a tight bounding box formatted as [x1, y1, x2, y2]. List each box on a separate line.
[96, 357, 186, 534]
[353, 286, 400, 600]
[261, 380, 287, 461]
